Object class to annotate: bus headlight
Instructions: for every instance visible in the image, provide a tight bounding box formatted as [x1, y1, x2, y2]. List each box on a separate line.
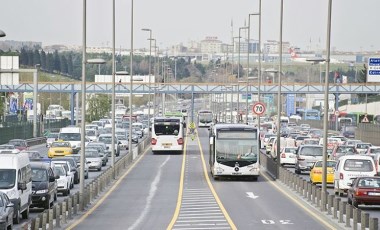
[216, 167, 224, 173]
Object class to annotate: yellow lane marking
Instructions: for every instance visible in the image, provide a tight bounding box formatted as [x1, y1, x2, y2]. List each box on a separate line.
[196, 129, 238, 230]
[66, 148, 151, 230]
[166, 132, 188, 230]
[261, 173, 336, 230]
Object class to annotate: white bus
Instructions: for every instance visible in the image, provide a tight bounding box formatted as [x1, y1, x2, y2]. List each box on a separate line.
[151, 117, 184, 154]
[198, 110, 213, 127]
[209, 124, 260, 180]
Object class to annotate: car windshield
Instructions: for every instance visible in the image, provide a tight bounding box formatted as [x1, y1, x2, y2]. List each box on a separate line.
[344, 159, 374, 172]
[337, 146, 355, 153]
[300, 146, 323, 156]
[303, 140, 319, 145]
[59, 133, 81, 141]
[370, 148, 380, 154]
[285, 148, 297, 153]
[357, 178, 380, 188]
[32, 168, 48, 182]
[357, 144, 371, 149]
[47, 133, 59, 139]
[85, 151, 100, 157]
[86, 130, 96, 136]
[87, 145, 104, 151]
[98, 136, 112, 144]
[51, 142, 71, 148]
[54, 167, 66, 176]
[0, 169, 16, 189]
[314, 161, 336, 167]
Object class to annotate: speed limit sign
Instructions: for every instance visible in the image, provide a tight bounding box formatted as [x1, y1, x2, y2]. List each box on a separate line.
[253, 102, 266, 115]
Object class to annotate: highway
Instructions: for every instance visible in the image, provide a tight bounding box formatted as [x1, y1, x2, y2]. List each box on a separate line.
[65, 128, 338, 230]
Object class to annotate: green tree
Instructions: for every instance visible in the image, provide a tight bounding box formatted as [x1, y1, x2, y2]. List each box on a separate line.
[40, 50, 47, 70]
[60, 55, 68, 74]
[33, 49, 41, 65]
[86, 94, 111, 121]
[53, 50, 61, 73]
[67, 52, 73, 76]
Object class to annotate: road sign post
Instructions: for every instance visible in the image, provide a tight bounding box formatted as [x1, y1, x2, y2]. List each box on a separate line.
[368, 57, 380, 82]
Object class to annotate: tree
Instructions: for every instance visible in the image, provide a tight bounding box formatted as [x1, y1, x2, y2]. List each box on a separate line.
[40, 50, 47, 70]
[67, 52, 74, 76]
[53, 50, 61, 73]
[86, 94, 111, 121]
[46, 53, 54, 72]
[33, 49, 41, 66]
[60, 55, 68, 74]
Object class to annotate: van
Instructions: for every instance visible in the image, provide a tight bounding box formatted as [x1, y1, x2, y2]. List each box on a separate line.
[0, 151, 32, 223]
[334, 155, 377, 196]
[59, 127, 81, 154]
[30, 162, 58, 209]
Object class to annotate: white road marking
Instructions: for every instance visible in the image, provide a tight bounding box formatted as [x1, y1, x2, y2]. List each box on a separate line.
[128, 155, 171, 230]
[246, 192, 259, 199]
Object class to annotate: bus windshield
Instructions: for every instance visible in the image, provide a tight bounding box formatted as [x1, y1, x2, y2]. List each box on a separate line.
[199, 113, 213, 123]
[215, 139, 258, 163]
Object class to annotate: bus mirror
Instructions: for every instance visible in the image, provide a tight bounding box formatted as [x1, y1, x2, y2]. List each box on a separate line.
[209, 137, 214, 145]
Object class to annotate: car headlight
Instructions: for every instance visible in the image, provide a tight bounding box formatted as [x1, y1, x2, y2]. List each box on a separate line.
[35, 189, 48, 194]
[6, 189, 16, 199]
[72, 145, 76, 149]
[216, 167, 224, 173]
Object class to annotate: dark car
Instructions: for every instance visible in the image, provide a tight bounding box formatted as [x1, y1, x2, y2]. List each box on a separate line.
[0, 191, 14, 230]
[8, 139, 29, 151]
[341, 125, 356, 138]
[24, 151, 44, 161]
[51, 157, 80, 184]
[30, 162, 58, 209]
[348, 177, 380, 208]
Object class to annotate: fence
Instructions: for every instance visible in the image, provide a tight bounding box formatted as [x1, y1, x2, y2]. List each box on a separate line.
[278, 167, 379, 230]
[0, 119, 70, 144]
[356, 123, 380, 146]
[20, 136, 151, 230]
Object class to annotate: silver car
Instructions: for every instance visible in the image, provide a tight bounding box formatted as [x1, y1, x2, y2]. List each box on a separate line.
[295, 145, 323, 174]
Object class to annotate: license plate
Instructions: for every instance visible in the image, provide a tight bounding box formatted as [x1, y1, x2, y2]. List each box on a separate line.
[232, 172, 242, 175]
[162, 143, 172, 148]
[368, 192, 380, 196]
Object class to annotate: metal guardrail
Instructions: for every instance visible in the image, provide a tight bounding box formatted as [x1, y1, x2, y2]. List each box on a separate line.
[277, 167, 379, 230]
[20, 136, 151, 230]
[26, 137, 47, 146]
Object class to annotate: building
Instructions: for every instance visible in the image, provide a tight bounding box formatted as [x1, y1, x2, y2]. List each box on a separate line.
[200, 37, 223, 54]
[233, 39, 259, 53]
[264, 40, 291, 54]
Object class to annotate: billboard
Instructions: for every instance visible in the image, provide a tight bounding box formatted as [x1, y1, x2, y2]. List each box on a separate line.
[286, 94, 296, 116]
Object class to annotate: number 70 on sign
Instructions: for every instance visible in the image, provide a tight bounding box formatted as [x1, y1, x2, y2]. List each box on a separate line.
[252, 102, 266, 115]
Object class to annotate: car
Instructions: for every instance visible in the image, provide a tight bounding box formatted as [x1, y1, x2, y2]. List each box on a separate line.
[85, 149, 103, 171]
[294, 135, 311, 147]
[295, 145, 323, 174]
[330, 145, 357, 160]
[53, 165, 71, 196]
[0, 191, 14, 230]
[341, 125, 356, 138]
[300, 124, 311, 130]
[8, 139, 29, 151]
[67, 154, 89, 179]
[30, 162, 58, 209]
[307, 129, 323, 139]
[280, 147, 297, 166]
[330, 135, 347, 145]
[344, 139, 362, 146]
[355, 142, 372, 154]
[347, 177, 380, 208]
[86, 142, 108, 165]
[117, 134, 129, 150]
[45, 132, 59, 148]
[52, 157, 80, 184]
[127, 131, 139, 144]
[48, 141, 73, 158]
[51, 161, 74, 189]
[85, 129, 98, 142]
[97, 134, 121, 157]
[309, 160, 336, 184]
[24, 151, 44, 160]
[367, 146, 380, 156]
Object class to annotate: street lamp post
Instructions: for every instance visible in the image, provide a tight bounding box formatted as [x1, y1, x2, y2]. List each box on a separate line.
[111, 0, 116, 178]
[321, 0, 333, 212]
[238, 27, 248, 120]
[276, 0, 284, 179]
[33, 64, 40, 137]
[142, 28, 152, 133]
[129, 0, 134, 159]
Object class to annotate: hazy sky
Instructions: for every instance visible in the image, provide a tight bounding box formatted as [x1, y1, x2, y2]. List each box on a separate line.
[0, 0, 379, 52]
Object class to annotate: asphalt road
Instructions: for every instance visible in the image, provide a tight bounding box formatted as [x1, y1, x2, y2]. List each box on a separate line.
[16, 140, 140, 227]
[63, 127, 337, 230]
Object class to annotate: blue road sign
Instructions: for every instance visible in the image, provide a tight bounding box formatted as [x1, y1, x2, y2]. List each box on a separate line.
[286, 94, 295, 116]
[368, 57, 380, 82]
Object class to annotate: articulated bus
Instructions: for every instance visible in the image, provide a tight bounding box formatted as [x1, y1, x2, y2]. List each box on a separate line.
[198, 110, 213, 127]
[151, 117, 184, 154]
[209, 124, 260, 180]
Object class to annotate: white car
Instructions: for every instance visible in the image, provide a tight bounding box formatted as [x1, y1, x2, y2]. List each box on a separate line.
[46, 132, 59, 148]
[53, 165, 71, 196]
[85, 149, 103, 171]
[51, 161, 74, 189]
[355, 142, 372, 154]
[85, 128, 98, 142]
[280, 147, 298, 166]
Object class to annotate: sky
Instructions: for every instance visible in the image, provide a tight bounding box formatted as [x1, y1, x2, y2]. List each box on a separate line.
[0, 0, 379, 52]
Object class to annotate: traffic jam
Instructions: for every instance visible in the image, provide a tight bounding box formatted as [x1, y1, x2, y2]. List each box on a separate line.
[260, 119, 380, 209]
